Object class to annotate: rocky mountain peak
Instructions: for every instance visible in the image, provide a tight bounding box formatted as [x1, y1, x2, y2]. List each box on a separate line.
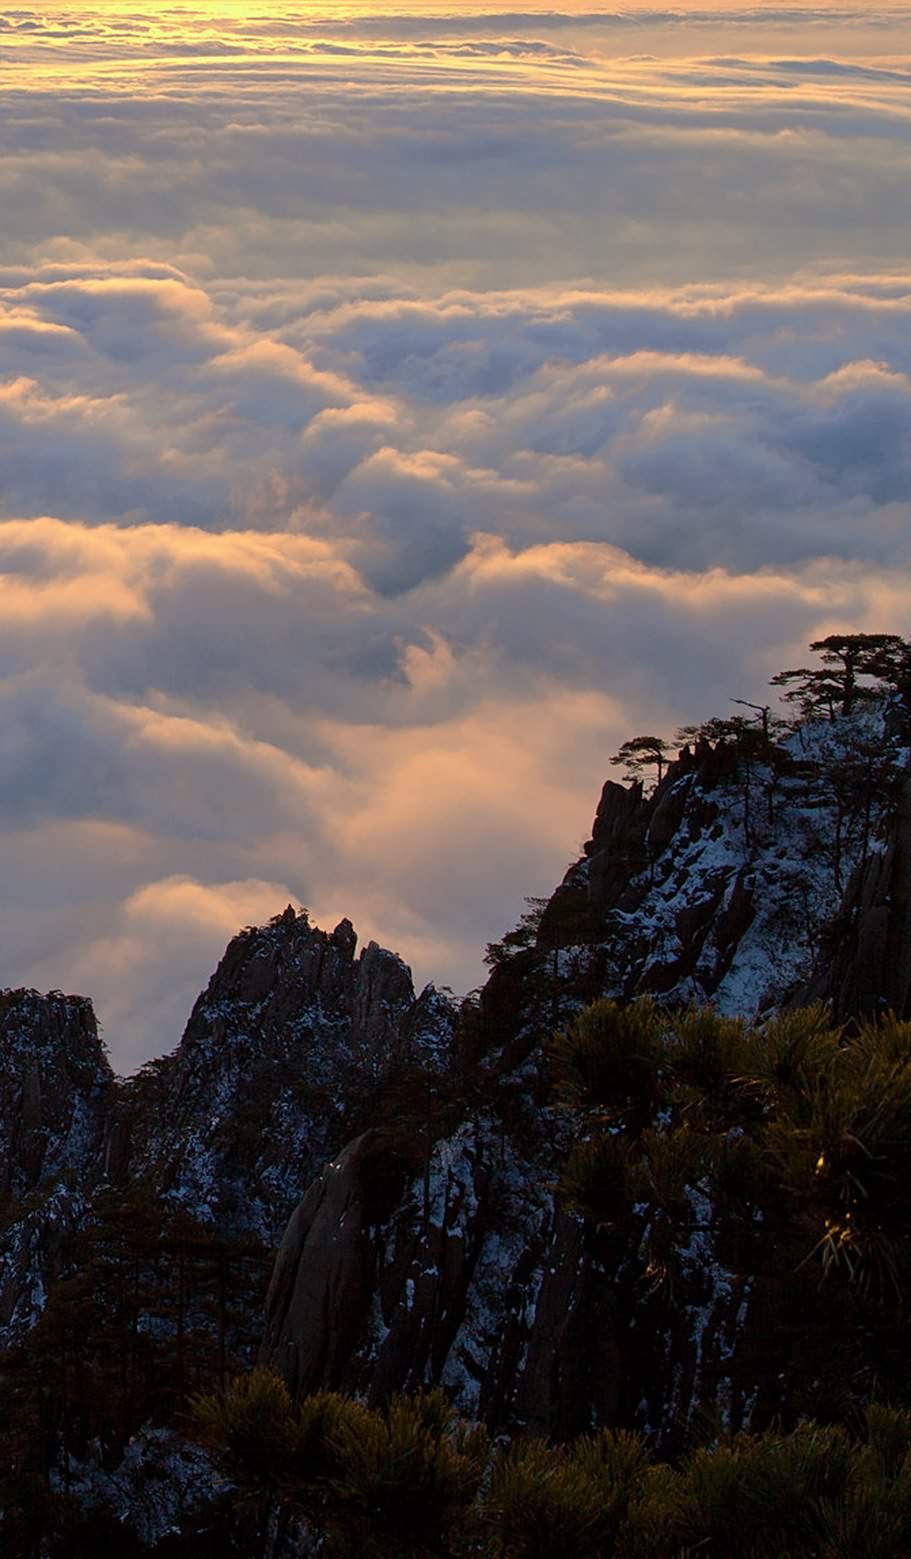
[122, 908, 457, 1239]
[179, 905, 417, 1066]
[560, 711, 907, 1021]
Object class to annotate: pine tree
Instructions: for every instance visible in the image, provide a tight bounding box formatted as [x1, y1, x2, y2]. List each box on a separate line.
[610, 736, 672, 788]
[771, 633, 907, 719]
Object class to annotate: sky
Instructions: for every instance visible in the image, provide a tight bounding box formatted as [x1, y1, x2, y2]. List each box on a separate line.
[1, 1, 910, 1070]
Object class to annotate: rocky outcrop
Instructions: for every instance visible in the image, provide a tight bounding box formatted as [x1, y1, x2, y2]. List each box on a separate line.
[567, 730, 887, 1018]
[0, 990, 109, 1353]
[260, 1092, 767, 1448]
[0, 1184, 88, 1351]
[0, 910, 456, 1377]
[0, 988, 111, 1204]
[123, 908, 457, 1240]
[261, 1111, 568, 1428]
[262, 1128, 425, 1399]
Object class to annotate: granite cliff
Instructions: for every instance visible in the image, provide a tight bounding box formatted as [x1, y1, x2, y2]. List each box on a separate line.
[122, 907, 456, 1241]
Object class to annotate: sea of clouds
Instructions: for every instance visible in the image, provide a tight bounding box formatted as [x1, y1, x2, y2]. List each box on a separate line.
[1, 2, 910, 1067]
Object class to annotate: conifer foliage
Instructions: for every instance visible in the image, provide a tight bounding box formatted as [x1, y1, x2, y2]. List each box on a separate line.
[609, 735, 672, 788]
[186, 1378, 911, 1559]
[191, 1377, 488, 1558]
[554, 999, 911, 1306]
[770, 633, 910, 720]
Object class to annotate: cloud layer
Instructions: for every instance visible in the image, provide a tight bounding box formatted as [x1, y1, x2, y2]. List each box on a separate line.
[1, 2, 910, 1067]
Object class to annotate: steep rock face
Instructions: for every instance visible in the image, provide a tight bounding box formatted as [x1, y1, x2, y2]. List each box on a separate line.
[0, 991, 110, 1353]
[261, 1108, 568, 1427]
[261, 1080, 767, 1448]
[0, 912, 455, 1364]
[124, 908, 457, 1240]
[264, 720, 911, 1443]
[574, 728, 894, 1019]
[0, 1185, 88, 1351]
[0, 989, 111, 1204]
[801, 765, 911, 1019]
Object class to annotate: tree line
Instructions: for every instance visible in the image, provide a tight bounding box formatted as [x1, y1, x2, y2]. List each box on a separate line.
[611, 633, 911, 789]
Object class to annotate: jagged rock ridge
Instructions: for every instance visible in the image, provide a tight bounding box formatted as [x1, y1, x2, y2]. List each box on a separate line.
[124, 906, 457, 1240]
[0, 911, 457, 1361]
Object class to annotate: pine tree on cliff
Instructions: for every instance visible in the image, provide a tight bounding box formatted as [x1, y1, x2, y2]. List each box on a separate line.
[770, 632, 907, 718]
[610, 735, 672, 788]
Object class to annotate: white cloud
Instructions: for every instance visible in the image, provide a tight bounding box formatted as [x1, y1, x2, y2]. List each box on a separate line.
[0, 2, 909, 1067]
